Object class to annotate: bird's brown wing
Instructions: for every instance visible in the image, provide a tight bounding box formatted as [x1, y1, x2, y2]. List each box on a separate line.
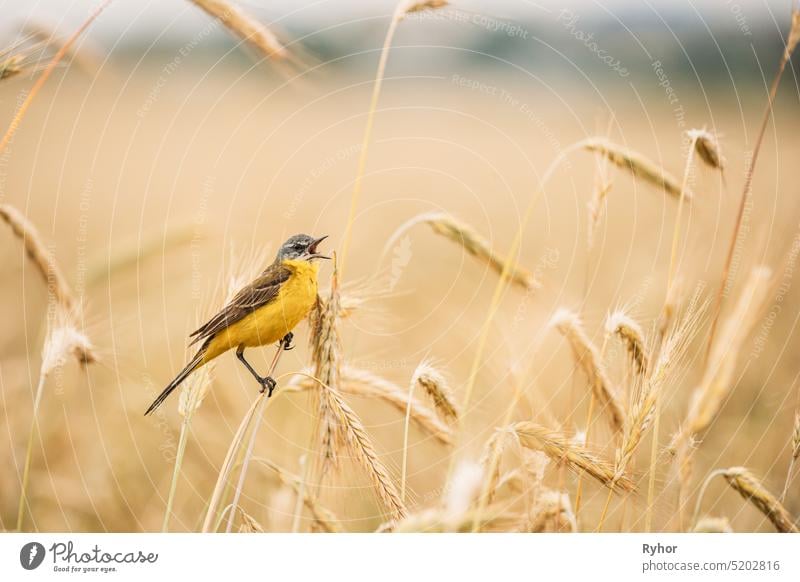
[188, 262, 293, 346]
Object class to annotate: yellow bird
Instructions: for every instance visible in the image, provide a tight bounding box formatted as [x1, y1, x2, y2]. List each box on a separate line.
[144, 234, 329, 415]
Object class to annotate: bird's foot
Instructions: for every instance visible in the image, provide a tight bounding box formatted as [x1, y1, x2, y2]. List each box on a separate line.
[280, 332, 294, 351]
[258, 375, 277, 397]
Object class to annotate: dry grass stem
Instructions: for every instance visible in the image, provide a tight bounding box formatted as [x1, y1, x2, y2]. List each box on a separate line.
[411, 361, 458, 422]
[722, 467, 798, 533]
[582, 138, 685, 199]
[513, 421, 635, 494]
[237, 511, 264, 533]
[189, 0, 288, 60]
[552, 309, 624, 434]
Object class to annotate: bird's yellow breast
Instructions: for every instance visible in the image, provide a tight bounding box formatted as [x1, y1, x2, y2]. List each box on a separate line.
[202, 259, 319, 362]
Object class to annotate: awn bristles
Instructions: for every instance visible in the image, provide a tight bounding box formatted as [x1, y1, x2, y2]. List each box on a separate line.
[316, 379, 407, 520]
[722, 467, 798, 533]
[309, 260, 346, 476]
[412, 360, 458, 422]
[582, 137, 685, 199]
[513, 421, 635, 494]
[551, 309, 625, 434]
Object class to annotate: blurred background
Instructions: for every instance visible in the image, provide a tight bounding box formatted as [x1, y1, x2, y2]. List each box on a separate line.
[1, 0, 798, 532]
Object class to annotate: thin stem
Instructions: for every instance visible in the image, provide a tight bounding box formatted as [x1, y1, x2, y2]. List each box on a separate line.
[339, 2, 406, 276]
[291, 455, 310, 532]
[780, 457, 796, 503]
[399, 375, 415, 503]
[691, 468, 727, 530]
[703, 41, 795, 366]
[16, 372, 48, 531]
[224, 345, 288, 533]
[0, 0, 114, 156]
[162, 412, 192, 532]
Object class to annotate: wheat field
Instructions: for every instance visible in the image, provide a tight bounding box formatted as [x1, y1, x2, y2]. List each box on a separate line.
[1, 0, 800, 534]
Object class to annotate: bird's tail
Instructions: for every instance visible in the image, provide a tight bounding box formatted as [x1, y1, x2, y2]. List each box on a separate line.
[144, 348, 206, 416]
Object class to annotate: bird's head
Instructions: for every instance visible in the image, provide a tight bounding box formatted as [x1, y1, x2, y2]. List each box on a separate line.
[275, 234, 330, 262]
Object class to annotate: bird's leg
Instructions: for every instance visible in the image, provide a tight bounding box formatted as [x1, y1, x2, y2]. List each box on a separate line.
[280, 332, 294, 351]
[236, 346, 277, 396]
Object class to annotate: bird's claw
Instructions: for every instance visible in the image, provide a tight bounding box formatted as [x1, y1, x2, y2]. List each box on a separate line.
[280, 332, 294, 351]
[259, 375, 277, 397]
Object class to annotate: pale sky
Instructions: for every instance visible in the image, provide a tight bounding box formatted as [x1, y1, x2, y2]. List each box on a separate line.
[2, 0, 794, 44]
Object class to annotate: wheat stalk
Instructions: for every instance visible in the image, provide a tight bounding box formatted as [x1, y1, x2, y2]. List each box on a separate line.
[606, 310, 649, 376]
[256, 458, 340, 532]
[582, 137, 685, 199]
[0, 0, 113, 155]
[704, 1, 799, 366]
[309, 258, 346, 478]
[722, 467, 798, 533]
[340, 366, 453, 445]
[513, 421, 634, 494]
[381, 212, 539, 291]
[551, 309, 624, 434]
[16, 308, 94, 530]
[314, 377, 407, 521]
[1, 204, 76, 313]
[685, 266, 772, 437]
[523, 489, 577, 532]
[687, 128, 725, 171]
[189, 0, 288, 60]
[339, 0, 448, 273]
[479, 428, 513, 505]
[411, 360, 459, 422]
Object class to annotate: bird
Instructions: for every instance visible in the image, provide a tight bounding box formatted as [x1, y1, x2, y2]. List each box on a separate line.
[144, 233, 330, 415]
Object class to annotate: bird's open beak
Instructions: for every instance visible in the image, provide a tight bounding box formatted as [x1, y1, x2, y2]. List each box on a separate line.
[308, 235, 330, 259]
